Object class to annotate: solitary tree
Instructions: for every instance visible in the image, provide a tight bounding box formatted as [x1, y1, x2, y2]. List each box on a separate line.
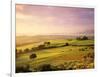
[65, 43, 69, 46]
[30, 53, 37, 59]
[82, 36, 88, 40]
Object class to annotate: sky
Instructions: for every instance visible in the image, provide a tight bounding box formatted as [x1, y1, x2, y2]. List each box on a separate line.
[16, 4, 94, 36]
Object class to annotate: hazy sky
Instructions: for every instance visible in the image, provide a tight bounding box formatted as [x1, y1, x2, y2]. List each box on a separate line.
[16, 4, 94, 36]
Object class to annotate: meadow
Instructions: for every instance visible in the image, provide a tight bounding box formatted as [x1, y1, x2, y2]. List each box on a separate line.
[16, 35, 94, 73]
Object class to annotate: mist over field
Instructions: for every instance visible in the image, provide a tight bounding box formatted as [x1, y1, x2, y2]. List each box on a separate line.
[16, 35, 94, 46]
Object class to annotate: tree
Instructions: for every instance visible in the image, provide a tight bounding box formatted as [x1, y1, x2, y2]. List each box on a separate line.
[38, 44, 45, 49]
[24, 48, 30, 52]
[65, 43, 69, 46]
[16, 49, 17, 52]
[16, 49, 18, 54]
[16, 49, 18, 58]
[44, 42, 50, 46]
[39, 64, 53, 71]
[83, 52, 94, 63]
[18, 49, 23, 54]
[76, 37, 81, 40]
[76, 36, 88, 40]
[16, 64, 32, 73]
[31, 47, 34, 51]
[87, 52, 94, 58]
[30, 53, 37, 59]
[82, 36, 88, 40]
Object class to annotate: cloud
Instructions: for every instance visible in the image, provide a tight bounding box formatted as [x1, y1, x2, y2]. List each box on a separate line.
[16, 4, 94, 36]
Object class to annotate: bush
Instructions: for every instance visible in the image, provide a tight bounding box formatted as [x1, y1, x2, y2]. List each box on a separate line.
[44, 42, 50, 45]
[79, 48, 85, 51]
[39, 64, 53, 71]
[38, 44, 45, 49]
[57, 64, 66, 70]
[30, 53, 37, 59]
[87, 52, 94, 58]
[76, 63, 86, 69]
[87, 63, 94, 68]
[18, 49, 23, 54]
[76, 37, 81, 40]
[76, 36, 88, 40]
[34, 64, 60, 71]
[65, 43, 69, 46]
[83, 52, 94, 63]
[24, 48, 30, 52]
[82, 36, 88, 40]
[16, 65, 32, 73]
[16, 49, 17, 52]
[31, 47, 34, 51]
[16, 49, 18, 58]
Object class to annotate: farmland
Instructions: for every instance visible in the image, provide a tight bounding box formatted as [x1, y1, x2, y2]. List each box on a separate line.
[16, 35, 94, 73]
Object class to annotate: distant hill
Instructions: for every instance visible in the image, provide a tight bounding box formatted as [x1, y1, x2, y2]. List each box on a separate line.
[16, 35, 94, 47]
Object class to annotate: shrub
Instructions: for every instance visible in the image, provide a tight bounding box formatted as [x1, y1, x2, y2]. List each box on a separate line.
[39, 64, 53, 71]
[76, 37, 81, 40]
[76, 63, 86, 69]
[30, 53, 37, 59]
[64, 61, 76, 70]
[76, 36, 88, 40]
[24, 48, 30, 52]
[87, 52, 94, 58]
[16, 49, 18, 58]
[87, 63, 94, 68]
[44, 42, 50, 45]
[57, 64, 66, 70]
[38, 44, 45, 49]
[82, 36, 88, 40]
[31, 47, 34, 51]
[16, 49, 17, 52]
[89, 46, 94, 49]
[79, 48, 85, 51]
[16, 65, 32, 73]
[40, 64, 51, 71]
[65, 43, 69, 46]
[83, 52, 94, 63]
[18, 49, 23, 54]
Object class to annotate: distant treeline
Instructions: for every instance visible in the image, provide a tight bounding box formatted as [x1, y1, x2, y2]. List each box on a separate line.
[16, 42, 69, 54]
[16, 36, 93, 55]
[16, 35, 94, 47]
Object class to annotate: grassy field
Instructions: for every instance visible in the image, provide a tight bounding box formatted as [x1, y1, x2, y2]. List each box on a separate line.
[16, 36, 94, 73]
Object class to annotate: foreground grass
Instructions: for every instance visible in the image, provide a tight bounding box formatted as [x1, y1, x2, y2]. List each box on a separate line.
[16, 39, 94, 72]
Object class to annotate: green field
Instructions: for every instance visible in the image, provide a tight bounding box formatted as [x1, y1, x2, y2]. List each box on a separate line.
[16, 36, 94, 73]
